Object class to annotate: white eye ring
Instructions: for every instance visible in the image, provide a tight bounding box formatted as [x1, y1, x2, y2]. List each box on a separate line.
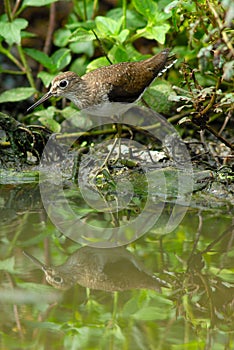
[59, 79, 69, 89]
[53, 276, 63, 283]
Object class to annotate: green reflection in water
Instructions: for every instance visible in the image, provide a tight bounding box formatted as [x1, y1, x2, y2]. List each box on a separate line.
[0, 182, 233, 350]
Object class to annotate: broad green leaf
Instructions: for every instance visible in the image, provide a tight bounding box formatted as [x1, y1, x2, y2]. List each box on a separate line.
[108, 45, 131, 63]
[24, 48, 53, 70]
[25, 48, 71, 72]
[122, 297, 139, 316]
[86, 56, 111, 72]
[38, 116, 61, 133]
[133, 305, 172, 321]
[70, 56, 89, 76]
[137, 23, 170, 44]
[21, 30, 37, 39]
[144, 81, 177, 114]
[0, 256, 16, 273]
[0, 87, 35, 103]
[133, 0, 158, 21]
[31, 106, 55, 118]
[117, 29, 129, 43]
[69, 28, 96, 42]
[37, 71, 55, 87]
[95, 16, 122, 36]
[51, 48, 71, 71]
[107, 8, 146, 31]
[53, 28, 71, 47]
[69, 41, 94, 57]
[22, 0, 59, 6]
[133, 0, 171, 23]
[0, 17, 28, 45]
[66, 20, 95, 31]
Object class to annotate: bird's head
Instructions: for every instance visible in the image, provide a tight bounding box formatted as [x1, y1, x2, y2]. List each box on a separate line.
[27, 71, 85, 112]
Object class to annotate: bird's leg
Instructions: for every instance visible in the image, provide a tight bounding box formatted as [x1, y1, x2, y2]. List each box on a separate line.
[99, 119, 123, 169]
[107, 123, 123, 166]
[100, 135, 119, 168]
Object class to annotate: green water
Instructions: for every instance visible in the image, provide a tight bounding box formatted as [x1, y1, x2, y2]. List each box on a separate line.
[0, 174, 233, 350]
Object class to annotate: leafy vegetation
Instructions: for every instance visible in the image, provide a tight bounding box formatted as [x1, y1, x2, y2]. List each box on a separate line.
[0, 0, 233, 146]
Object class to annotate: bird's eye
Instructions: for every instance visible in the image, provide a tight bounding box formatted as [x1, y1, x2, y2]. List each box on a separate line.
[59, 79, 69, 89]
[53, 276, 63, 283]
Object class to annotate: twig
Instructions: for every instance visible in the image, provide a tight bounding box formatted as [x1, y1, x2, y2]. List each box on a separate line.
[91, 29, 112, 65]
[219, 110, 232, 135]
[36, 3, 56, 90]
[205, 124, 234, 150]
[5, 272, 24, 340]
[12, 0, 22, 17]
[43, 3, 56, 55]
[0, 43, 25, 71]
[207, 0, 234, 56]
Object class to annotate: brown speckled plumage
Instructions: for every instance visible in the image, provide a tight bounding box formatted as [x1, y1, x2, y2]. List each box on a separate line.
[27, 48, 176, 113]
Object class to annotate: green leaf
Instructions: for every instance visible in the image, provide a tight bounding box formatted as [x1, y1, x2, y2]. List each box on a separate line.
[0, 87, 35, 103]
[108, 45, 131, 63]
[144, 81, 177, 114]
[37, 71, 55, 87]
[133, 0, 158, 21]
[25, 48, 71, 72]
[133, 0, 171, 24]
[137, 23, 170, 44]
[32, 106, 55, 119]
[53, 28, 71, 47]
[38, 116, 61, 133]
[133, 305, 171, 321]
[0, 17, 28, 45]
[107, 8, 146, 31]
[51, 48, 71, 71]
[69, 41, 94, 57]
[66, 20, 95, 31]
[117, 29, 129, 43]
[22, 0, 59, 6]
[24, 48, 53, 70]
[70, 56, 89, 76]
[0, 256, 16, 273]
[21, 30, 37, 39]
[69, 28, 96, 42]
[86, 56, 111, 72]
[95, 16, 122, 36]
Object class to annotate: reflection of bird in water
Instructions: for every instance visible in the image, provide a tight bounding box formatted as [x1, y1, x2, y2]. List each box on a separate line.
[24, 247, 167, 292]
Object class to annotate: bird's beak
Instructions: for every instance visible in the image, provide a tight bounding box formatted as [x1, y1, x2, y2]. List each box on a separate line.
[23, 250, 47, 270]
[27, 91, 53, 113]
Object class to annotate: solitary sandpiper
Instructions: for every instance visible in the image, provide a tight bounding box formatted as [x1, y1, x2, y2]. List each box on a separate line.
[27, 48, 176, 114]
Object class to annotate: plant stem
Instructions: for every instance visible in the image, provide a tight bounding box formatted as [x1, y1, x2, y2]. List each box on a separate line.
[0, 69, 25, 75]
[83, 0, 87, 21]
[4, 0, 13, 21]
[200, 76, 221, 116]
[207, 0, 234, 56]
[122, 0, 127, 29]
[12, 0, 22, 18]
[17, 45, 36, 89]
[92, 0, 98, 18]
[0, 43, 24, 71]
